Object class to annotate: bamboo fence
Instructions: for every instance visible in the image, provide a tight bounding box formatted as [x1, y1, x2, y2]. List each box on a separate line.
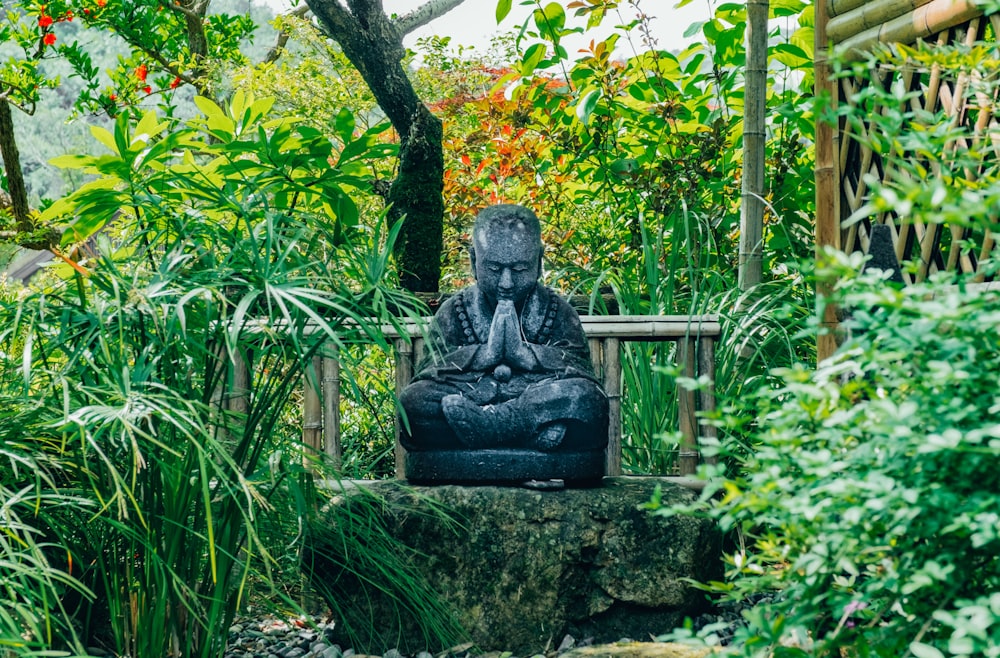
[814, 0, 1000, 361]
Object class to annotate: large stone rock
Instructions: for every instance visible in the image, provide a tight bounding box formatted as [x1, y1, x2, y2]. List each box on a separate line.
[306, 477, 721, 656]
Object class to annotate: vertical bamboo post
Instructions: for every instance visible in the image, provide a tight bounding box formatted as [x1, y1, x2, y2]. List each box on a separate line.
[394, 338, 414, 478]
[603, 338, 622, 476]
[229, 348, 250, 417]
[589, 336, 606, 470]
[677, 337, 698, 476]
[302, 355, 322, 466]
[739, 0, 769, 291]
[321, 353, 341, 471]
[815, 0, 842, 363]
[229, 348, 251, 452]
[698, 335, 718, 467]
[588, 337, 604, 380]
[208, 343, 230, 443]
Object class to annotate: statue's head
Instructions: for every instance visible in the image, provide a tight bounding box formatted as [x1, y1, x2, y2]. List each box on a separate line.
[470, 204, 543, 307]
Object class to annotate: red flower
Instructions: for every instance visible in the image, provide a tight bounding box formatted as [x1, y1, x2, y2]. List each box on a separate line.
[43, 33, 56, 45]
[38, 14, 53, 27]
[135, 64, 148, 82]
[96, 0, 106, 6]
[142, 85, 152, 94]
[109, 93, 117, 101]
[64, 9, 73, 20]
[169, 76, 181, 89]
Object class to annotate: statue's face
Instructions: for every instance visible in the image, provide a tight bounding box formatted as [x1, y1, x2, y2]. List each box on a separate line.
[471, 226, 541, 307]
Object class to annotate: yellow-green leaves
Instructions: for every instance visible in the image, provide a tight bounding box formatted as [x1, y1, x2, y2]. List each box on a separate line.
[533, 2, 566, 42]
[495, 0, 512, 23]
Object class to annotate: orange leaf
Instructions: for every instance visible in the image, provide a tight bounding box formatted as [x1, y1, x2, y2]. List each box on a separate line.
[51, 248, 89, 277]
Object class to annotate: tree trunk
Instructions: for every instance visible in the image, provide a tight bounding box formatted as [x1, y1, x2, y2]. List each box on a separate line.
[306, 0, 446, 293]
[739, 0, 769, 291]
[0, 98, 32, 234]
[178, 0, 212, 97]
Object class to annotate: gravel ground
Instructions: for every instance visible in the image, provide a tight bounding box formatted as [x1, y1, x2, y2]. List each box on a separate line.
[223, 613, 591, 658]
[221, 601, 750, 658]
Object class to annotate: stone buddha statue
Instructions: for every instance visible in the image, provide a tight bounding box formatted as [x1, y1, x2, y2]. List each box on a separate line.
[399, 204, 609, 484]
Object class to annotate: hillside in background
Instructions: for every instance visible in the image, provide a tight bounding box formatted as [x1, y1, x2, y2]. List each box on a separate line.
[4, 0, 278, 207]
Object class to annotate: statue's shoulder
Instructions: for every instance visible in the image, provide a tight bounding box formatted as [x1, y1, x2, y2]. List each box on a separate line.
[523, 284, 584, 344]
[542, 284, 580, 312]
[535, 284, 584, 321]
[434, 286, 477, 322]
[433, 286, 486, 346]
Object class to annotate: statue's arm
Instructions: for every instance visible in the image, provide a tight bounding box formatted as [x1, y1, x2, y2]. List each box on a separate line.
[526, 303, 595, 376]
[414, 298, 492, 377]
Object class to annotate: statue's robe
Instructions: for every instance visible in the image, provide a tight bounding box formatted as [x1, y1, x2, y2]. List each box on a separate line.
[399, 284, 608, 451]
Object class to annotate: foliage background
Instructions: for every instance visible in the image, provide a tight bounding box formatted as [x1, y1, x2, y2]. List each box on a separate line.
[16, 2, 997, 658]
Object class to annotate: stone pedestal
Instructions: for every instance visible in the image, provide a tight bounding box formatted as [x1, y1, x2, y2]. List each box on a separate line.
[306, 477, 721, 656]
[404, 448, 606, 485]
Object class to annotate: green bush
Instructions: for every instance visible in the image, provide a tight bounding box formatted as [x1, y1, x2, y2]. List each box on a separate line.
[658, 257, 1000, 656]
[0, 94, 421, 658]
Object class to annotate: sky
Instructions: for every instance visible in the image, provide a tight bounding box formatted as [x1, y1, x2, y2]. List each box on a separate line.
[261, 0, 710, 55]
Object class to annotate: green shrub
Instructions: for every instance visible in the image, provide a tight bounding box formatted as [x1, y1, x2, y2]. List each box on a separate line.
[0, 94, 422, 658]
[658, 257, 1000, 656]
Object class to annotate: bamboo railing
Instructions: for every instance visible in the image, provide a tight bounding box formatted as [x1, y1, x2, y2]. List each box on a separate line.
[302, 315, 721, 479]
[814, 0, 999, 360]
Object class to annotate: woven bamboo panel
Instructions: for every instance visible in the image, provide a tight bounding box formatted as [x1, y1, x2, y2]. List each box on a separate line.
[822, 4, 1000, 285]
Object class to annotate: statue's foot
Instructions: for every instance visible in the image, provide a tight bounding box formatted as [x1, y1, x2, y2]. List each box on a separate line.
[531, 422, 566, 451]
[441, 394, 496, 448]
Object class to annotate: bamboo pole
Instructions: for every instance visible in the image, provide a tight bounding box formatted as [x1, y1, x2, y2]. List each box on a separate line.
[698, 336, 718, 467]
[603, 338, 622, 477]
[302, 356, 322, 466]
[739, 0, 768, 291]
[321, 354, 341, 470]
[677, 338, 698, 476]
[828, 0, 867, 19]
[976, 232, 996, 283]
[393, 338, 414, 478]
[828, 0, 933, 44]
[815, 0, 842, 363]
[368, 314, 723, 340]
[838, 0, 983, 57]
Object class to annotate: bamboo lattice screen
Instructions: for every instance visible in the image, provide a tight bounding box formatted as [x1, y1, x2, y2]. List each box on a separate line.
[814, 0, 1000, 360]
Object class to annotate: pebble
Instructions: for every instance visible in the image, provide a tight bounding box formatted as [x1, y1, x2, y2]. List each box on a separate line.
[219, 612, 729, 658]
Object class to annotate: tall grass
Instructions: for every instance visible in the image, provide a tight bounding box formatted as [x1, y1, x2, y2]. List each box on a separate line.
[304, 483, 467, 654]
[557, 205, 814, 474]
[0, 96, 430, 657]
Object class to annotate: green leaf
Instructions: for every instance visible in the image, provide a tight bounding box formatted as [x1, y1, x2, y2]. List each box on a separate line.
[773, 42, 811, 68]
[576, 88, 602, 125]
[89, 125, 120, 156]
[194, 95, 236, 139]
[772, 648, 809, 658]
[534, 2, 566, 39]
[495, 0, 512, 23]
[910, 643, 945, 658]
[609, 158, 639, 178]
[334, 108, 356, 145]
[132, 110, 169, 149]
[521, 43, 547, 75]
[49, 154, 99, 170]
[771, 0, 807, 17]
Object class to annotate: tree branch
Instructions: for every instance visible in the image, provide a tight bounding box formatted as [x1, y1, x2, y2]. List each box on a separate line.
[264, 4, 313, 65]
[0, 99, 31, 232]
[309, 0, 360, 36]
[393, 0, 466, 36]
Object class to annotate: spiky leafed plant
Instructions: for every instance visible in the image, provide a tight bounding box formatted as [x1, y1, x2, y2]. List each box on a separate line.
[0, 93, 423, 658]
